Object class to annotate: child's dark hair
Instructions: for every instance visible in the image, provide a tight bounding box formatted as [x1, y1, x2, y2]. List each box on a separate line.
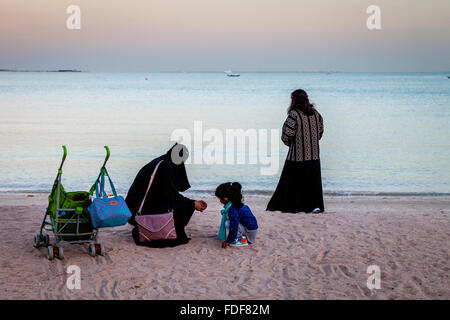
[215, 182, 243, 209]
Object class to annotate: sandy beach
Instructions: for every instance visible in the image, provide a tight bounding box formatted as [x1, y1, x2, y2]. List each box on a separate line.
[0, 193, 448, 300]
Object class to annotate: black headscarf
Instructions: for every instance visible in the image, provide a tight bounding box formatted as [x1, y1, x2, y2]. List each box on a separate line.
[125, 143, 193, 225]
[164, 143, 191, 192]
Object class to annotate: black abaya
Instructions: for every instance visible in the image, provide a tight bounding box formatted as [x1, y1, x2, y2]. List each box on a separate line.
[266, 159, 324, 213]
[125, 144, 195, 247]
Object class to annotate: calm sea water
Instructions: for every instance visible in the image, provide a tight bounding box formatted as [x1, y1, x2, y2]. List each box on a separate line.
[0, 72, 449, 195]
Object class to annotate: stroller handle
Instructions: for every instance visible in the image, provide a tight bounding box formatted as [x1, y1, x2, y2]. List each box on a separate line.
[97, 145, 111, 172]
[62, 145, 67, 161]
[93, 146, 111, 185]
[58, 145, 68, 171]
[103, 146, 110, 165]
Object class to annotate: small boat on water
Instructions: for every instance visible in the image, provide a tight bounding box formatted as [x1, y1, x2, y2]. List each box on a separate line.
[447, 76, 450, 79]
[224, 70, 240, 77]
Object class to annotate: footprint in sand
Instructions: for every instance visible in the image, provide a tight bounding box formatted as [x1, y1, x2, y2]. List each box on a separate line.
[387, 259, 398, 271]
[98, 279, 117, 299]
[338, 265, 354, 278]
[319, 264, 332, 276]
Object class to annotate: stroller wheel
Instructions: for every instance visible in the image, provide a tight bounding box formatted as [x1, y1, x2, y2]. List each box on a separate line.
[96, 243, 105, 256]
[33, 234, 41, 248]
[56, 246, 64, 259]
[88, 244, 96, 257]
[43, 234, 50, 247]
[47, 246, 54, 260]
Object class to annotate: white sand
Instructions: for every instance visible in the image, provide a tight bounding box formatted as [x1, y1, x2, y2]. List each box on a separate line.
[0, 193, 449, 300]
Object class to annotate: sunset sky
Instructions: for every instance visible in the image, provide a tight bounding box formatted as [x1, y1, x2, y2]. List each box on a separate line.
[1, 0, 449, 72]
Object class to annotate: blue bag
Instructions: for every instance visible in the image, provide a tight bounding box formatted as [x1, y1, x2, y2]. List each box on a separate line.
[88, 167, 132, 228]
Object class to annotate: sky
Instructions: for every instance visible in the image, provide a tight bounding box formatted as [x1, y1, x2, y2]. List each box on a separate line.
[0, 0, 449, 72]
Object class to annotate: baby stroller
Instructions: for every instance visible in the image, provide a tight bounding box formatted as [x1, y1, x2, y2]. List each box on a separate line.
[33, 146, 107, 260]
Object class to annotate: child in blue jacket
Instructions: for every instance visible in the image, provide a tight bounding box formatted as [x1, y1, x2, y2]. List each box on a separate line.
[215, 182, 258, 248]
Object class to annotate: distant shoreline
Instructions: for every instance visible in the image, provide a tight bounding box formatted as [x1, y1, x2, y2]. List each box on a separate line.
[1, 70, 449, 74]
[0, 69, 82, 72]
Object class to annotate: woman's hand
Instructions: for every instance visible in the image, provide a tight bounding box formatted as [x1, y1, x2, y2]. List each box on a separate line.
[222, 241, 229, 249]
[194, 200, 207, 212]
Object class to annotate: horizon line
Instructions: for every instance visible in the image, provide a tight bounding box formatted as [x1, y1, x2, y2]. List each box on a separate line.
[1, 69, 450, 74]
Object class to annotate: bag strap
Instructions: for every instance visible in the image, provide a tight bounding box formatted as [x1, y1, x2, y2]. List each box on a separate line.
[102, 167, 118, 199]
[94, 167, 118, 200]
[137, 160, 164, 215]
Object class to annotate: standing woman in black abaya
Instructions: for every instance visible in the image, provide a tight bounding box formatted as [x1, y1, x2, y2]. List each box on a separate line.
[267, 89, 325, 213]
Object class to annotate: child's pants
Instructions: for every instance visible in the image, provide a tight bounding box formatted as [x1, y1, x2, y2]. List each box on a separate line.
[225, 220, 258, 243]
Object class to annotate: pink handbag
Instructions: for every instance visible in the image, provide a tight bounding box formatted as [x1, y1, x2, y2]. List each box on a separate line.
[135, 160, 177, 242]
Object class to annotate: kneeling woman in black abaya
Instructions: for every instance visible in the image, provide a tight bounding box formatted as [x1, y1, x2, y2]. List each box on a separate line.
[125, 144, 207, 247]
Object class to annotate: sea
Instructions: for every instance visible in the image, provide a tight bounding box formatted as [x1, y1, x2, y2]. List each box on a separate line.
[0, 72, 449, 196]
